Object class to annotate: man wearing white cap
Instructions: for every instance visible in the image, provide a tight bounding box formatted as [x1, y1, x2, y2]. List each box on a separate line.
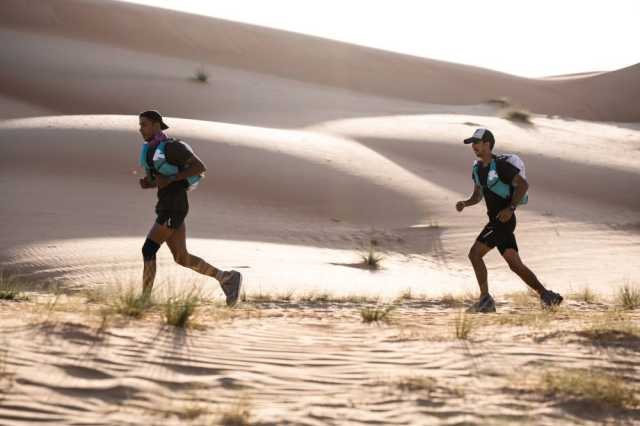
[456, 128, 563, 312]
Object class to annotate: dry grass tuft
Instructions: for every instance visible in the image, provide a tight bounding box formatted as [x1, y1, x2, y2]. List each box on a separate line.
[111, 288, 153, 319]
[502, 108, 533, 124]
[194, 67, 209, 83]
[361, 239, 383, 270]
[178, 403, 210, 420]
[394, 375, 437, 393]
[219, 397, 252, 426]
[394, 288, 413, 303]
[163, 291, 200, 328]
[535, 368, 638, 409]
[616, 284, 640, 310]
[454, 310, 473, 339]
[505, 289, 539, 307]
[570, 287, 599, 304]
[298, 291, 331, 304]
[576, 311, 640, 347]
[361, 305, 395, 323]
[440, 292, 475, 308]
[0, 272, 28, 301]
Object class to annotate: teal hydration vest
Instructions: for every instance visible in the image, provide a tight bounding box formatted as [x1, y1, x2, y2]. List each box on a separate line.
[472, 156, 528, 205]
[139, 139, 202, 191]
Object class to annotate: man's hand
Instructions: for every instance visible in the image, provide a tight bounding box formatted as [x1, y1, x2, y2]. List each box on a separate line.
[456, 201, 466, 212]
[496, 208, 513, 223]
[139, 176, 155, 189]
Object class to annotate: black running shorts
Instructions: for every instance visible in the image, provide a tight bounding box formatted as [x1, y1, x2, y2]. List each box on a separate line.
[155, 210, 187, 229]
[476, 216, 518, 254]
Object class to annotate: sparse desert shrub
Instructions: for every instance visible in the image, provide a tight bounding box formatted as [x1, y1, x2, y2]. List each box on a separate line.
[361, 305, 395, 323]
[112, 288, 153, 318]
[361, 239, 383, 270]
[194, 67, 209, 83]
[617, 284, 640, 310]
[537, 368, 638, 409]
[163, 292, 199, 328]
[454, 310, 473, 339]
[503, 108, 533, 124]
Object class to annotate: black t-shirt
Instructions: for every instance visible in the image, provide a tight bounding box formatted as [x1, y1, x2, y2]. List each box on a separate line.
[473, 155, 520, 220]
[146, 139, 194, 212]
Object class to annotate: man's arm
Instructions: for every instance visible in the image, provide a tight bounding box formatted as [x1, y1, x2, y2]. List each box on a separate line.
[156, 142, 207, 188]
[496, 174, 528, 222]
[456, 185, 483, 211]
[174, 155, 206, 181]
[510, 174, 529, 206]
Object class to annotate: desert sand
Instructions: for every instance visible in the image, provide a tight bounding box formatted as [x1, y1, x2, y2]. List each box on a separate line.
[1, 0, 639, 425]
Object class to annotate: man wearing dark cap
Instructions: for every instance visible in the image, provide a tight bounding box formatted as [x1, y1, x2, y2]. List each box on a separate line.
[138, 110, 242, 306]
[456, 128, 562, 312]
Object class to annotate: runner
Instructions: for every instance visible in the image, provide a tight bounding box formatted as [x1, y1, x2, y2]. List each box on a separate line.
[138, 110, 241, 305]
[456, 128, 563, 312]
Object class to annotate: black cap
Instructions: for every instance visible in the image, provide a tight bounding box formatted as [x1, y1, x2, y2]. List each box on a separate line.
[139, 110, 169, 130]
[464, 128, 494, 145]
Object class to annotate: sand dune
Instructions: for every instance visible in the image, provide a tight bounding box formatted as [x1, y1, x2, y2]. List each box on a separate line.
[1, 0, 639, 122]
[1, 114, 639, 296]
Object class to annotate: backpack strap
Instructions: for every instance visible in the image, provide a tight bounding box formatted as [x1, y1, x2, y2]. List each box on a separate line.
[472, 161, 481, 186]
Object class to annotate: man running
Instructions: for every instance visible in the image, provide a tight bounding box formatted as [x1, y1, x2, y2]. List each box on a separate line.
[456, 128, 562, 312]
[138, 110, 241, 305]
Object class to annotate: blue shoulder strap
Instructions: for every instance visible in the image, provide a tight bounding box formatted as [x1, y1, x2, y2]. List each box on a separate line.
[472, 162, 480, 186]
[139, 143, 149, 169]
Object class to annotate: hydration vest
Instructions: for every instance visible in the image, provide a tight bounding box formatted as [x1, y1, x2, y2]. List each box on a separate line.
[139, 138, 202, 191]
[472, 154, 528, 205]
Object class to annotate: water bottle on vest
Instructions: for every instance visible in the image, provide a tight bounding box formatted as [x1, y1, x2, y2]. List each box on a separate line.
[472, 153, 528, 205]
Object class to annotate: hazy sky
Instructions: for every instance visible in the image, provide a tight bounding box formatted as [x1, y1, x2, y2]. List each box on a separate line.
[121, 0, 638, 78]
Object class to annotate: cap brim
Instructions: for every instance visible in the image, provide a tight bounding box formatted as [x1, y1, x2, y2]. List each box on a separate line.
[160, 122, 169, 130]
[464, 137, 479, 144]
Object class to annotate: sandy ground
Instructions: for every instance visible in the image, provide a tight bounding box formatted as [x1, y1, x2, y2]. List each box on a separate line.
[0, 290, 639, 425]
[1, 0, 640, 424]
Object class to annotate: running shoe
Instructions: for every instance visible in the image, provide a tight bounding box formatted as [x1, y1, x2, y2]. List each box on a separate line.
[540, 289, 563, 309]
[221, 270, 242, 307]
[466, 293, 496, 313]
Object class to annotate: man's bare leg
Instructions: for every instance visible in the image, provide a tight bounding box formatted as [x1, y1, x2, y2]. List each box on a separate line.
[502, 249, 546, 295]
[468, 241, 493, 296]
[166, 224, 228, 283]
[142, 222, 174, 295]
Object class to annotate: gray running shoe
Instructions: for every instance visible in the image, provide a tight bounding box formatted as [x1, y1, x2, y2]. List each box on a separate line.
[466, 293, 496, 313]
[540, 289, 563, 309]
[221, 270, 242, 307]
